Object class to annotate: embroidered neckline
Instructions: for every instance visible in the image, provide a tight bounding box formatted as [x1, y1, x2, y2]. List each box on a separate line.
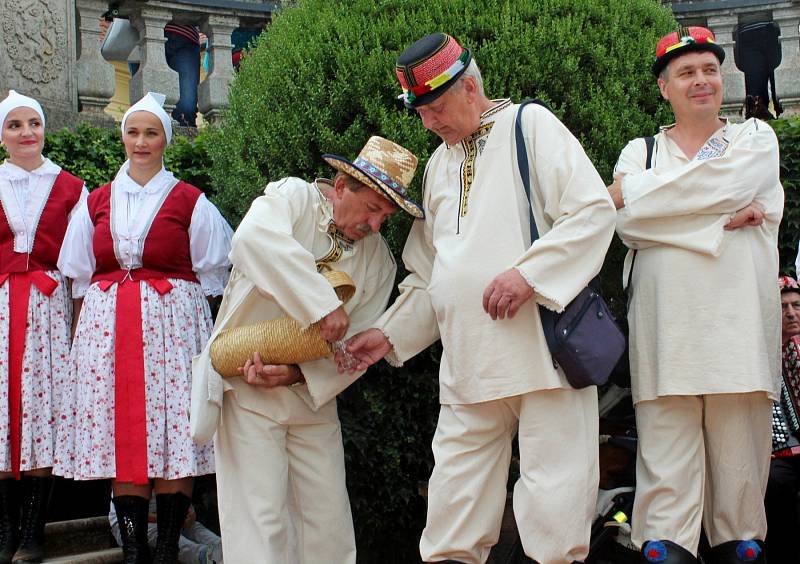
[313, 178, 354, 270]
[480, 98, 512, 123]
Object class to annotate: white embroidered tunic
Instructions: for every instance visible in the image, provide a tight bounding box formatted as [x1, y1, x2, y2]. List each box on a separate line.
[374, 101, 617, 404]
[191, 177, 397, 442]
[614, 118, 783, 403]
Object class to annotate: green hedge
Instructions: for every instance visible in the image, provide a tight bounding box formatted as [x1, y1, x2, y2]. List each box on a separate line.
[775, 117, 800, 272]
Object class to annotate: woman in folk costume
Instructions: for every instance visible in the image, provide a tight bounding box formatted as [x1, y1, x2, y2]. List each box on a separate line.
[55, 92, 233, 564]
[0, 90, 87, 564]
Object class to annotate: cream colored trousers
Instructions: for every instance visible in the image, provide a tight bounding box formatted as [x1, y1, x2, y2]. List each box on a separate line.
[632, 392, 772, 554]
[420, 387, 599, 564]
[214, 391, 356, 564]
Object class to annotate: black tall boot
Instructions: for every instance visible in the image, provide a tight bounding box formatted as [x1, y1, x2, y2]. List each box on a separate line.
[0, 479, 20, 564]
[152, 492, 191, 564]
[11, 476, 52, 564]
[641, 540, 698, 563]
[707, 540, 766, 563]
[112, 495, 151, 564]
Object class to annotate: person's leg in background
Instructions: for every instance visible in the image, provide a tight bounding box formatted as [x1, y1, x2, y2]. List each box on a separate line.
[164, 31, 200, 126]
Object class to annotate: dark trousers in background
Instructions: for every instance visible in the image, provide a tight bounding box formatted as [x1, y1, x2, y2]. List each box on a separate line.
[765, 456, 800, 562]
[128, 32, 200, 127]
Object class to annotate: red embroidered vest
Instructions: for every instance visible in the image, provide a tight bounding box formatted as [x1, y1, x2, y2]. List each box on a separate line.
[87, 181, 202, 283]
[0, 170, 84, 274]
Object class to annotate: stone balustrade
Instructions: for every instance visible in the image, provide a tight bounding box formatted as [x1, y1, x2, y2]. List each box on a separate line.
[75, 0, 276, 126]
[668, 0, 800, 117]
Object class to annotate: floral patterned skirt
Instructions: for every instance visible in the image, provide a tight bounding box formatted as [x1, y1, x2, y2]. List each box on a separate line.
[54, 278, 215, 481]
[0, 271, 71, 472]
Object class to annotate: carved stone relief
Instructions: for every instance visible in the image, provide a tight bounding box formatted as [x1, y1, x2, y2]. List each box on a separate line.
[2, 0, 67, 84]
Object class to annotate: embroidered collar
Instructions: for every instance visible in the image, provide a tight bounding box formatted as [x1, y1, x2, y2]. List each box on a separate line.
[480, 98, 512, 124]
[313, 178, 335, 226]
[659, 117, 730, 138]
[313, 178, 354, 240]
[313, 178, 355, 268]
[660, 118, 731, 161]
[113, 160, 177, 196]
[0, 158, 61, 182]
[443, 99, 513, 149]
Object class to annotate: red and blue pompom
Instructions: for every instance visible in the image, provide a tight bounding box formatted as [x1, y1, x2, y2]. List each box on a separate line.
[644, 540, 668, 562]
[736, 540, 761, 562]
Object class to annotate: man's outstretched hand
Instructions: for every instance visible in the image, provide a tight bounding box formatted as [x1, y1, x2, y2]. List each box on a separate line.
[319, 305, 350, 342]
[336, 328, 392, 373]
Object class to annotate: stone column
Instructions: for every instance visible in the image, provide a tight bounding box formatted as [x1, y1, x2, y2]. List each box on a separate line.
[128, 6, 179, 112]
[75, 0, 115, 126]
[773, 7, 800, 113]
[199, 14, 239, 124]
[707, 14, 746, 114]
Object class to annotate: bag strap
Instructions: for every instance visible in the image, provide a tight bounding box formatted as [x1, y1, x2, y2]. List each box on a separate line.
[626, 136, 655, 292]
[515, 99, 547, 244]
[514, 99, 559, 354]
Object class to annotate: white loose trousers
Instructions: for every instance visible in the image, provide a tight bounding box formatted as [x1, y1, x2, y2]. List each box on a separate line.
[420, 387, 599, 564]
[632, 393, 772, 554]
[214, 390, 356, 564]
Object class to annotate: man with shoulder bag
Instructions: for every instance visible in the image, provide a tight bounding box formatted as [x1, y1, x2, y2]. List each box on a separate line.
[342, 33, 617, 564]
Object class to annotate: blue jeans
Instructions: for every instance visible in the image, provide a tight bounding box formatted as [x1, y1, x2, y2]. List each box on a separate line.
[128, 33, 200, 126]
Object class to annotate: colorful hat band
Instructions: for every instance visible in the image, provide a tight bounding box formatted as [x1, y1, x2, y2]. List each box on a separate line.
[400, 50, 470, 104]
[662, 34, 717, 56]
[353, 157, 407, 195]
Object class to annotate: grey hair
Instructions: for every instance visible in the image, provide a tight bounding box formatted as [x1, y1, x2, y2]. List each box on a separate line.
[334, 170, 366, 192]
[454, 59, 485, 96]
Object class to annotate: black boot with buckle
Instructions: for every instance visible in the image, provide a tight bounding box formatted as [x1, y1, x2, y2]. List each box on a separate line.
[706, 540, 766, 563]
[152, 492, 191, 564]
[641, 540, 698, 563]
[11, 476, 52, 564]
[112, 495, 151, 564]
[0, 479, 20, 564]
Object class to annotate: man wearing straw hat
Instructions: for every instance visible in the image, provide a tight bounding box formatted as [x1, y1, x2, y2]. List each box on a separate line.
[344, 33, 616, 564]
[608, 26, 782, 564]
[190, 136, 422, 563]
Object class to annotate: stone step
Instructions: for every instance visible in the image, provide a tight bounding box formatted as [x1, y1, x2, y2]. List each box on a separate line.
[43, 516, 117, 559]
[43, 547, 123, 564]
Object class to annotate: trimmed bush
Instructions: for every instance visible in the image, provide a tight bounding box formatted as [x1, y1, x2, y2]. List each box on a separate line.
[207, 0, 676, 560]
[775, 117, 800, 272]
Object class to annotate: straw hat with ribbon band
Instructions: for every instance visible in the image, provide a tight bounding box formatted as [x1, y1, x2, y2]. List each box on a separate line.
[652, 26, 726, 77]
[395, 32, 472, 109]
[209, 270, 356, 378]
[323, 136, 424, 219]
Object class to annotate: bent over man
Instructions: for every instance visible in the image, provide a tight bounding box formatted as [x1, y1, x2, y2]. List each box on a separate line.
[191, 137, 422, 563]
[609, 26, 783, 564]
[344, 33, 617, 564]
